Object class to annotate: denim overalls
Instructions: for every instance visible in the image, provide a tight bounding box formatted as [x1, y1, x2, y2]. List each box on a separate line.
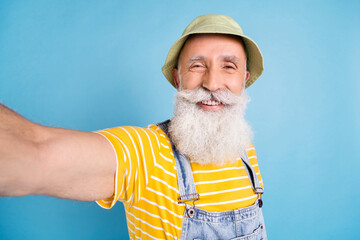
[158, 120, 267, 240]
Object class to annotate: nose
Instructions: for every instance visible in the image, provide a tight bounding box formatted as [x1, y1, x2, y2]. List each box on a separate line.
[202, 67, 223, 92]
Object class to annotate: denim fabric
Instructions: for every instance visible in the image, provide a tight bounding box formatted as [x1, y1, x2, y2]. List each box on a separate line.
[157, 120, 267, 240]
[181, 200, 266, 240]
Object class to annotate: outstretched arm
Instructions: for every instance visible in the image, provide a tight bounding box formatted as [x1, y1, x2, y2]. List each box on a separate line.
[0, 104, 116, 201]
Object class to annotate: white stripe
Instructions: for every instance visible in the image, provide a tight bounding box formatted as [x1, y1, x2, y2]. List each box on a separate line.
[160, 142, 170, 149]
[126, 217, 137, 238]
[195, 176, 248, 185]
[155, 162, 176, 178]
[146, 124, 160, 132]
[252, 164, 258, 168]
[140, 197, 183, 218]
[128, 171, 138, 206]
[147, 133, 175, 179]
[148, 129, 160, 149]
[127, 226, 136, 238]
[127, 192, 134, 205]
[246, 147, 255, 151]
[118, 172, 126, 200]
[200, 185, 252, 196]
[127, 218, 162, 240]
[151, 176, 179, 193]
[140, 128, 157, 165]
[248, 156, 257, 160]
[102, 130, 132, 196]
[120, 127, 142, 199]
[159, 152, 173, 163]
[170, 152, 174, 156]
[127, 212, 178, 239]
[195, 194, 258, 207]
[102, 130, 130, 164]
[160, 134, 166, 138]
[146, 187, 178, 205]
[135, 169, 140, 202]
[130, 127, 149, 185]
[133, 206, 182, 230]
[96, 200, 112, 210]
[192, 166, 245, 174]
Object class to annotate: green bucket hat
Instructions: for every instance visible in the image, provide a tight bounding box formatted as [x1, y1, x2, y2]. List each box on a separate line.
[162, 14, 264, 89]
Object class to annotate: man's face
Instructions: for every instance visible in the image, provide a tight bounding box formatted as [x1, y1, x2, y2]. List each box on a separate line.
[172, 34, 250, 111]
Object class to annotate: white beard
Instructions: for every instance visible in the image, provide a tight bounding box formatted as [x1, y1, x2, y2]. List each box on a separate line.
[168, 87, 253, 165]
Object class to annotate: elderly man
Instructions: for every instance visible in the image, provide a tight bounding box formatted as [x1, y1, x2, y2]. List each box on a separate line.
[0, 15, 266, 239]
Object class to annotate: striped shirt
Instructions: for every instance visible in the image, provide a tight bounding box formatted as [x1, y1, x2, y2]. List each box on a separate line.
[95, 124, 264, 240]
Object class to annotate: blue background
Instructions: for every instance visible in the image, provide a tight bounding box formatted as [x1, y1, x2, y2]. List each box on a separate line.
[1, 0, 359, 239]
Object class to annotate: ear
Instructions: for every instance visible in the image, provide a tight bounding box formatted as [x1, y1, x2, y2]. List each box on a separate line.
[245, 70, 250, 82]
[172, 68, 180, 89]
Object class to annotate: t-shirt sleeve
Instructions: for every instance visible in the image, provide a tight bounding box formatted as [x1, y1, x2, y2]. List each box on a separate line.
[246, 143, 264, 189]
[93, 126, 159, 209]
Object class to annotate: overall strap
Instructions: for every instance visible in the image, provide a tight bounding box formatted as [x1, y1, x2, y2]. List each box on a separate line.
[240, 152, 264, 195]
[157, 120, 199, 205]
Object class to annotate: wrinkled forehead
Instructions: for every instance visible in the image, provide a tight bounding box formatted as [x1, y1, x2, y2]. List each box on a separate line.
[177, 33, 247, 66]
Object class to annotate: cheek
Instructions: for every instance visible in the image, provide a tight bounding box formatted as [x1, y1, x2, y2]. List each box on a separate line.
[180, 73, 203, 90]
[227, 76, 245, 94]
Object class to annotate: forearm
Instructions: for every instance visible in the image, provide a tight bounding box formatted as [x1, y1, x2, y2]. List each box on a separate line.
[0, 104, 44, 196]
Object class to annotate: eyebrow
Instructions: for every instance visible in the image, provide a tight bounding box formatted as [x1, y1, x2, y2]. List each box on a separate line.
[221, 55, 241, 63]
[186, 56, 205, 65]
[186, 55, 242, 64]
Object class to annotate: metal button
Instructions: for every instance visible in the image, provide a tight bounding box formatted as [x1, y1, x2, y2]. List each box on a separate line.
[187, 208, 195, 218]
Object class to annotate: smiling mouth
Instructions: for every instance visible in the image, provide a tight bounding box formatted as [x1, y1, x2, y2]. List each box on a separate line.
[200, 99, 222, 106]
[198, 99, 224, 111]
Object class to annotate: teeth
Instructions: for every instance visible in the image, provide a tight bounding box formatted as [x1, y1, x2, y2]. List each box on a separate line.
[201, 100, 221, 106]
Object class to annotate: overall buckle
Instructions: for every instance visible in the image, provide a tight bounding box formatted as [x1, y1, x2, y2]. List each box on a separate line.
[178, 193, 200, 219]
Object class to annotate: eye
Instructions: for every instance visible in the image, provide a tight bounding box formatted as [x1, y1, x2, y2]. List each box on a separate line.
[224, 65, 235, 69]
[223, 63, 237, 70]
[190, 63, 204, 68]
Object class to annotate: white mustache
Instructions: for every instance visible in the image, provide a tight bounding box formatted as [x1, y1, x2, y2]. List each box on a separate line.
[176, 87, 242, 106]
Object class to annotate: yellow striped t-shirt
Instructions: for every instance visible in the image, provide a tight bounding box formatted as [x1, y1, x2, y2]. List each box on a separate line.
[96, 123, 264, 240]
